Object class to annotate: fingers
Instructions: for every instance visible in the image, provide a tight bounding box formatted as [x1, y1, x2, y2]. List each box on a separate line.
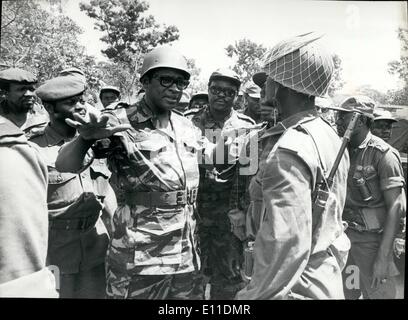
[110, 124, 132, 134]
[65, 118, 81, 129]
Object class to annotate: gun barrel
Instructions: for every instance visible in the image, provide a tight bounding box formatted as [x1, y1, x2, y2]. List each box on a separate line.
[327, 112, 360, 187]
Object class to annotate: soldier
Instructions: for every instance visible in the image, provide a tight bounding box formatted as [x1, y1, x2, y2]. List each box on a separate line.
[0, 68, 48, 138]
[33, 75, 111, 298]
[242, 81, 261, 123]
[236, 32, 350, 300]
[189, 92, 208, 110]
[175, 91, 190, 113]
[372, 109, 397, 143]
[185, 68, 255, 299]
[0, 71, 57, 298]
[54, 46, 229, 299]
[330, 95, 406, 299]
[99, 86, 121, 109]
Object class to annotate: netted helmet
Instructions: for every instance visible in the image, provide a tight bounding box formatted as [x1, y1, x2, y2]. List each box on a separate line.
[140, 46, 190, 80]
[261, 32, 334, 97]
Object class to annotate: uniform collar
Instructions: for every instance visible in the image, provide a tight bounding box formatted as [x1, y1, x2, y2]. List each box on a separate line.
[203, 106, 234, 129]
[44, 124, 69, 146]
[357, 131, 372, 149]
[261, 109, 318, 140]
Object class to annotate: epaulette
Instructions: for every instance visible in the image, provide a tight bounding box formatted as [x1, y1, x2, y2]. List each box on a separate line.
[104, 101, 130, 110]
[183, 107, 203, 117]
[25, 125, 46, 140]
[368, 135, 391, 153]
[172, 109, 184, 116]
[236, 112, 256, 125]
[0, 115, 24, 138]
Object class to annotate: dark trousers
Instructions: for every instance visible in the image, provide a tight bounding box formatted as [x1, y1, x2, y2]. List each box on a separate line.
[59, 263, 106, 299]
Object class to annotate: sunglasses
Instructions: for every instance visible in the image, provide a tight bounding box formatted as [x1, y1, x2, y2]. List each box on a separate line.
[153, 75, 190, 90]
[209, 86, 237, 98]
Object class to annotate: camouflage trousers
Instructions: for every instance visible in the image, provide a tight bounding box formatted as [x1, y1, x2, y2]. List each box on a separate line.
[106, 268, 203, 299]
[198, 213, 245, 300]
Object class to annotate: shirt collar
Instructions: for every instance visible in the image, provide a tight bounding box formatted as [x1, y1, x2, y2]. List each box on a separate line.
[260, 109, 318, 140]
[357, 131, 372, 149]
[44, 124, 68, 146]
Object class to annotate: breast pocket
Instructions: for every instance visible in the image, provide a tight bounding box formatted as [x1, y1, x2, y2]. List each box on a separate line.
[47, 169, 83, 209]
[134, 138, 168, 160]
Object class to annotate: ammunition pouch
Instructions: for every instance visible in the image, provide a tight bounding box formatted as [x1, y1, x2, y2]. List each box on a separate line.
[343, 207, 385, 233]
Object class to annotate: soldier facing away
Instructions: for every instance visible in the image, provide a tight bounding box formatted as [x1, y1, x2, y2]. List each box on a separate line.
[0, 69, 57, 298]
[236, 32, 351, 300]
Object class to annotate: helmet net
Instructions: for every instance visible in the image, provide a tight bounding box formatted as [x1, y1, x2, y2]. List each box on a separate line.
[262, 33, 334, 97]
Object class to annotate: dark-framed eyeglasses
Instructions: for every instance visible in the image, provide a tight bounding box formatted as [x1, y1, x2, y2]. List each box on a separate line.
[152, 75, 190, 90]
[209, 86, 237, 98]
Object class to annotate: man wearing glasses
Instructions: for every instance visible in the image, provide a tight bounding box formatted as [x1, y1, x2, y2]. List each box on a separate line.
[185, 68, 255, 299]
[55, 46, 229, 299]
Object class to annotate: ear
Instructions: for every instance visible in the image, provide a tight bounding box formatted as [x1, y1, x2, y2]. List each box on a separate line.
[43, 102, 55, 115]
[141, 77, 150, 91]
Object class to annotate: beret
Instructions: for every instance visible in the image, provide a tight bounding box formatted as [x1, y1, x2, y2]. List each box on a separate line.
[36, 76, 86, 102]
[0, 68, 37, 84]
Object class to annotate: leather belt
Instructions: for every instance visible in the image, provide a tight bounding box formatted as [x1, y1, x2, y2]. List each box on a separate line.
[198, 192, 230, 202]
[49, 215, 98, 231]
[125, 188, 198, 207]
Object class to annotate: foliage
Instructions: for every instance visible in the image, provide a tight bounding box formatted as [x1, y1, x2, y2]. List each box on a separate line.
[225, 38, 268, 85]
[387, 28, 408, 105]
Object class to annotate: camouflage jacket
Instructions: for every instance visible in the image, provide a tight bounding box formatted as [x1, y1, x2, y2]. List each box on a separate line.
[185, 107, 255, 222]
[96, 99, 210, 275]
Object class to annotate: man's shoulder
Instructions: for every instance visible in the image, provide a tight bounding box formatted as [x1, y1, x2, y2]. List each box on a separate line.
[0, 115, 26, 144]
[27, 125, 48, 146]
[184, 107, 205, 119]
[368, 134, 392, 153]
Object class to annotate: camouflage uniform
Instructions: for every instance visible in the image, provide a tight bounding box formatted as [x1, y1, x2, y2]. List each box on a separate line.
[0, 115, 57, 297]
[342, 132, 405, 299]
[185, 106, 254, 299]
[93, 99, 208, 299]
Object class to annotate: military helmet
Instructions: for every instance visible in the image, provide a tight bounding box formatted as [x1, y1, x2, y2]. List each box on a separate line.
[99, 85, 120, 96]
[329, 95, 375, 118]
[209, 68, 241, 88]
[140, 46, 190, 80]
[373, 109, 397, 123]
[261, 32, 334, 97]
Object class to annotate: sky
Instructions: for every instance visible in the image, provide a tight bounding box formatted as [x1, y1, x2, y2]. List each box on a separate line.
[55, 0, 407, 94]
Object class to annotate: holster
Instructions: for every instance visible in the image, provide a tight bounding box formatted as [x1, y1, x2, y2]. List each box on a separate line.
[343, 207, 385, 233]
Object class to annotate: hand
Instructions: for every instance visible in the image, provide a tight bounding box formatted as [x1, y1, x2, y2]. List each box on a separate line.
[66, 110, 131, 141]
[228, 208, 247, 241]
[371, 255, 389, 289]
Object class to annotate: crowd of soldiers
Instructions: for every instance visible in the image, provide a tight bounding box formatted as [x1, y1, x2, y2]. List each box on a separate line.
[0, 31, 406, 300]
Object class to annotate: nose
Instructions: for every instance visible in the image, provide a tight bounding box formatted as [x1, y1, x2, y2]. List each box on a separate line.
[23, 89, 35, 96]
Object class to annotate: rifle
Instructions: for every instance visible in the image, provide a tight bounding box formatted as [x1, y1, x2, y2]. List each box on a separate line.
[313, 112, 360, 213]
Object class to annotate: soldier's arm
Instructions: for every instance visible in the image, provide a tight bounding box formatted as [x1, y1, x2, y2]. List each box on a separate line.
[56, 109, 131, 173]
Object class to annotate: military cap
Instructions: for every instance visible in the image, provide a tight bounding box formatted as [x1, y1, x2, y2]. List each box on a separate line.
[191, 91, 208, 100]
[209, 68, 241, 88]
[59, 67, 85, 77]
[35, 76, 86, 102]
[99, 85, 121, 96]
[0, 68, 37, 84]
[252, 72, 267, 88]
[329, 95, 375, 118]
[244, 81, 261, 98]
[373, 109, 397, 122]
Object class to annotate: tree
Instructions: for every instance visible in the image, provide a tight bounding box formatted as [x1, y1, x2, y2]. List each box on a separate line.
[225, 39, 268, 84]
[355, 85, 388, 104]
[80, 0, 180, 98]
[328, 54, 345, 97]
[387, 28, 408, 105]
[0, 0, 96, 83]
[185, 58, 206, 95]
